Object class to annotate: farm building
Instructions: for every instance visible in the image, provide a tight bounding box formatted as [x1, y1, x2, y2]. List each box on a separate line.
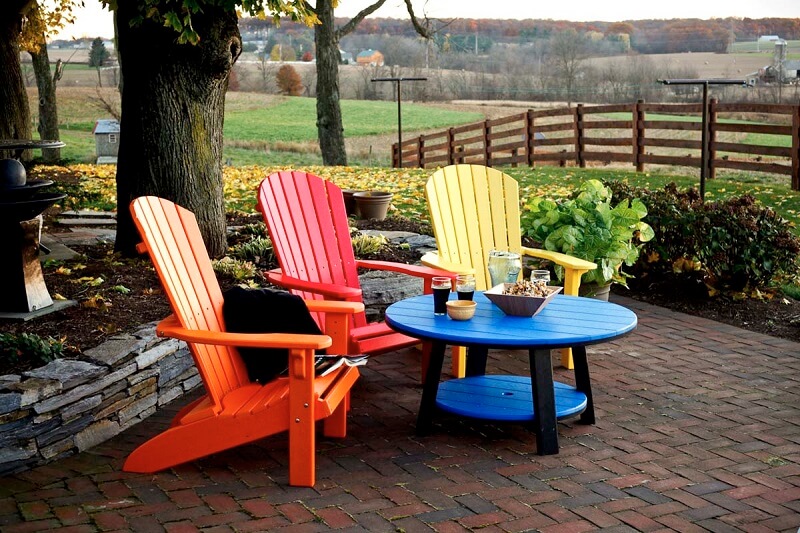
[93, 119, 120, 164]
[356, 49, 384, 67]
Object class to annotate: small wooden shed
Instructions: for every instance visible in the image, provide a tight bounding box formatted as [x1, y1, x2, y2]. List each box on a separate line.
[93, 119, 120, 163]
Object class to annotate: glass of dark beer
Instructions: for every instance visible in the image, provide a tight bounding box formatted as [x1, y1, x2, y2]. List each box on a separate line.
[432, 277, 452, 315]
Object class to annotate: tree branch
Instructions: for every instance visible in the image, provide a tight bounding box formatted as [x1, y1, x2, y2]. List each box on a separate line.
[335, 0, 387, 39]
[403, 0, 432, 39]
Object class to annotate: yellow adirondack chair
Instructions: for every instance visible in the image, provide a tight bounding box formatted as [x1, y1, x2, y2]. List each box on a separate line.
[422, 164, 597, 369]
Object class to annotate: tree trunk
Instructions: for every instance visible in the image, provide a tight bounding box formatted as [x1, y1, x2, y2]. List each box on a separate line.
[113, 1, 241, 258]
[29, 34, 61, 163]
[315, 0, 347, 166]
[0, 1, 33, 160]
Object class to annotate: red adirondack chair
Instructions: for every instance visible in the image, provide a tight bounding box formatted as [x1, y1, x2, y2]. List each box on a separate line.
[123, 196, 363, 487]
[257, 170, 462, 376]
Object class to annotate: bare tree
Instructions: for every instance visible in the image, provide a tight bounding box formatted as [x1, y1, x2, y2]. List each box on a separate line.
[257, 55, 279, 93]
[548, 29, 587, 106]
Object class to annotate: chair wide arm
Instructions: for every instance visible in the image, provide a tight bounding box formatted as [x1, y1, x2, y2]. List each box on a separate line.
[356, 259, 457, 294]
[266, 269, 362, 300]
[156, 315, 332, 350]
[420, 252, 476, 276]
[521, 247, 597, 296]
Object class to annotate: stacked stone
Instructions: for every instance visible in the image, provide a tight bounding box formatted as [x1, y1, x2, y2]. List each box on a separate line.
[0, 322, 198, 475]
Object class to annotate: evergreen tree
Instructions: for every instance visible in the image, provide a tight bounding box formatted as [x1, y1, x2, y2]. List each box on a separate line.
[88, 37, 109, 67]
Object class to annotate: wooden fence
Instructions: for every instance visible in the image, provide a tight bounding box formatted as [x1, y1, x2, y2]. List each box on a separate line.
[392, 100, 800, 190]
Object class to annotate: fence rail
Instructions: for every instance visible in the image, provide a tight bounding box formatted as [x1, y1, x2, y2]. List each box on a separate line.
[392, 100, 800, 190]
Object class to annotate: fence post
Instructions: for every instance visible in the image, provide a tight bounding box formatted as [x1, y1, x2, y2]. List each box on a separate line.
[391, 142, 398, 168]
[793, 104, 800, 190]
[418, 137, 425, 168]
[574, 104, 585, 167]
[527, 109, 536, 168]
[483, 119, 491, 167]
[709, 97, 718, 181]
[633, 99, 645, 173]
[447, 128, 455, 165]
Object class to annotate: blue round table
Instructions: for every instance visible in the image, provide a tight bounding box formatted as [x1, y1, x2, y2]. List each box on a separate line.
[385, 291, 637, 455]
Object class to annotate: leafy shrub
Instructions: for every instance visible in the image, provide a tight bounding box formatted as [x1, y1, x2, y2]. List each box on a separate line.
[695, 195, 800, 291]
[351, 232, 388, 257]
[0, 333, 64, 370]
[212, 257, 259, 281]
[608, 181, 800, 292]
[606, 181, 701, 275]
[231, 236, 274, 264]
[522, 179, 654, 286]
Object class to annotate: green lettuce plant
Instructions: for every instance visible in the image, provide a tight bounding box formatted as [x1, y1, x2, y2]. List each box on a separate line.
[522, 179, 655, 286]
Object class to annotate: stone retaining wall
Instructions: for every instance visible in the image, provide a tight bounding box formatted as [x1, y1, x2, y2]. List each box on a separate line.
[0, 322, 197, 475]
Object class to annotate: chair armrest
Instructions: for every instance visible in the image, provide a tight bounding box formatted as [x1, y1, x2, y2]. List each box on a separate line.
[356, 259, 457, 280]
[356, 259, 457, 294]
[520, 247, 597, 296]
[419, 252, 476, 276]
[521, 247, 597, 271]
[304, 299, 364, 315]
[265, 269, 362, 300]
[156, 315, 332, 350]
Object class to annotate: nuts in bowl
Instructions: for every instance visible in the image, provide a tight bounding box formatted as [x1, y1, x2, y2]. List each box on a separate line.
[484, 281, 563, 317]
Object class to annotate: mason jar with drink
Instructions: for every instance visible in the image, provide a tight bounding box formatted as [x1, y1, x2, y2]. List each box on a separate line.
[455, 274, 476, 301]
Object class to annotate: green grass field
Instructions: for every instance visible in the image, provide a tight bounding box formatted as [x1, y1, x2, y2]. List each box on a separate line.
[224, 97, 482, 143]
[49, 90, 483, 165]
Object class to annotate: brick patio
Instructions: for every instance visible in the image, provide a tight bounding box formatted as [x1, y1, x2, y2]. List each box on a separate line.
[1, 296, 798, 532]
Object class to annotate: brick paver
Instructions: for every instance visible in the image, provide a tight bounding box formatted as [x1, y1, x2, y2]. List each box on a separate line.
[1, 297, 799, 532]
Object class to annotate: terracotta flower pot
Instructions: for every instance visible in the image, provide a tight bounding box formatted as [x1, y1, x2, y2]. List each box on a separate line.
[354, 191, 392, 221]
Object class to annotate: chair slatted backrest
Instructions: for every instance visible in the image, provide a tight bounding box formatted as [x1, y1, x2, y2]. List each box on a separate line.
[131, 196, 250, 411]
[258, 171, 368, 328]
[426, 165, 523, 291]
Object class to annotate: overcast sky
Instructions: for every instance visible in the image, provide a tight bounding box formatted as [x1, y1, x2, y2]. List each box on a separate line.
[56, 0, 800, 40]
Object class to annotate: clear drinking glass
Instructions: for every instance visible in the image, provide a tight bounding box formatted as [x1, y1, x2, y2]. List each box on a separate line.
[487, 250, 522, 287]
[455, 274, 476, 301]
[431, 276, 452, 315]
[530, 270, 551, 284]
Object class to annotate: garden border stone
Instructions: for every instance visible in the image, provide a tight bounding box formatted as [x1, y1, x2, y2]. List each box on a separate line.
[0, 321, 197, 475]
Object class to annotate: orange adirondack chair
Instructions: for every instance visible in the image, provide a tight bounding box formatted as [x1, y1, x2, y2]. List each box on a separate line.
[123, 196, 363, 487]
[257, 170, 462, 377]
[423, 165, 597, 369]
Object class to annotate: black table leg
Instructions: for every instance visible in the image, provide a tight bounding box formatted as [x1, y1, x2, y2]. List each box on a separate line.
[572, 345, 595, 425]
[416, 340, 446, 435]
[465, 346, 488, 377]
[529, 348, 558, 455]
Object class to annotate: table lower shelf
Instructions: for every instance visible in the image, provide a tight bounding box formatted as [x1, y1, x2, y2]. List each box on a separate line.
[436, 375, 587, 422]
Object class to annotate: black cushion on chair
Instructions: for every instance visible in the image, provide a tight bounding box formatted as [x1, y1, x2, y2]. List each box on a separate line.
[222, 286, 325, 383]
